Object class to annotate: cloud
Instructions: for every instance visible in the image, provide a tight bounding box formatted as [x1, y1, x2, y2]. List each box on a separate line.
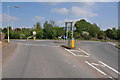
[71, 6, 98, 18]
[51, 2, 97, 18]
[33, 16, 45, 21]
[2, 13, 19, 23]
[51, 8, 69, 14]
[56, 19, 80, 26]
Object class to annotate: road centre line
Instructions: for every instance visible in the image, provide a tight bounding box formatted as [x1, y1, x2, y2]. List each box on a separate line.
[85, 61, 107, 75]
[65, 49, 77, 56]
[99, 61, 120, 75]
[78, 48, 90, 56]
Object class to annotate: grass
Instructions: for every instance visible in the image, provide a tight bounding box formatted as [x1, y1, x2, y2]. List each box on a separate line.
[0, 40, 9, 47]
[76, 39, 119, 43]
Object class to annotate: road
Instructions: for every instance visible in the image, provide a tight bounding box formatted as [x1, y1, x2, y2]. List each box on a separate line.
[76, 41, 119, 70]
[2, 40, 119, 79]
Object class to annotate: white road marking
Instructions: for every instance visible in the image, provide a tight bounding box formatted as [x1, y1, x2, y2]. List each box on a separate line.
[77, 55, 89, 57]
[99, 61, 120, 75]
[65, 49, 77, 56]
[92, 63, 105, 67]
[18, 43, 59, 47]
[108, 75, 115, 80]
[107, 42, 117, 46]
[78, 48, 90, 56]
[85, 61, 107, 75]
[70, 50, 82, 52]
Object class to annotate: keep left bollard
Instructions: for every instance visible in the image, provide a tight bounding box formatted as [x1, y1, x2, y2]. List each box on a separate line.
[71, 38, 75, 48]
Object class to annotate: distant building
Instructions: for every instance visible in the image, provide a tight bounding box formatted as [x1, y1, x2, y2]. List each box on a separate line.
[0, 32, 5, 40]
[15, 28, 21, 31]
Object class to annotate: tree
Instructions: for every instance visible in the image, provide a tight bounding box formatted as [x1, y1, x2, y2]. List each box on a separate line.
[105, 28, 118, 40]
[49, 20, 55, 27]
[2, 28, 7, 33]
[91, 23, 100, 37]
[21, 28, 33, 38]
[105, 29, 113, 38]
[98, 31, 105, 39]
[82, 31, 90, 40]
[43, 21, 56, 39]
[74, 19, 100, 38]
[43, 21, 52, 28]
[118, 28, 120, 40]
[34, 22, 42, 31]
[36, 29, 43, 39]
[53, 26, 65, 37]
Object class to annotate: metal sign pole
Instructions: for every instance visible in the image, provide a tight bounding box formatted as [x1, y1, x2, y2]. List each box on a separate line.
[71, 22, 73, 39]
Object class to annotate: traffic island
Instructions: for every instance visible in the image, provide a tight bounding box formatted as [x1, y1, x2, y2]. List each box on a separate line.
[61, 38, 75, 49]
[61, 45, 75, 49]
[115, 45, 120, 49]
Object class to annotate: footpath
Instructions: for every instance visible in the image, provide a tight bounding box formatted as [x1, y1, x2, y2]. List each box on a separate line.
[2, 42, 18, 65]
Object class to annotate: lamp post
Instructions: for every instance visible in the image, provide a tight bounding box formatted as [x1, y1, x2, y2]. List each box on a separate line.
[7, 5, 19, 42]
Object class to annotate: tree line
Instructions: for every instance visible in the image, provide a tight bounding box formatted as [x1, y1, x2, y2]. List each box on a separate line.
[1, 19, 119, 41]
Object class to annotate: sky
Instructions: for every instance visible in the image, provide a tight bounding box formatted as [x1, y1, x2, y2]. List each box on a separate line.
[2, 2, 118, 30]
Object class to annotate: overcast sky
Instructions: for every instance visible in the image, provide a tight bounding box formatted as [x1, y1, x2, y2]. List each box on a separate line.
[2, 2, 118, 30]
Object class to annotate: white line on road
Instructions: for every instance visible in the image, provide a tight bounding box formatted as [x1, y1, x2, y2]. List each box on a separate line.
[99, 61, 120, 75]
[78, 48, 90, 56]
[70, 50, 82, 52]
[18, 43, 59, 47]
[91, 63, 105, 67]
[85, 61, 107, 75]
[77, 55, 89, 57]
[107, 42, 117, 46]
[65, 49, 77, 56]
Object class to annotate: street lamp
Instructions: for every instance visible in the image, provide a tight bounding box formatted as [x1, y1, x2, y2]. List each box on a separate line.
[7, 5, 19, 42]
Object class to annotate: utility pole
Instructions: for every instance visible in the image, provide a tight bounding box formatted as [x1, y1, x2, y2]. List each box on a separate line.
[7, 5, 19, 43]
[7, 5, 10, 43]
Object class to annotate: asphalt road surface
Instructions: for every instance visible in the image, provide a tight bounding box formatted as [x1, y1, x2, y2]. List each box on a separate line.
[76, 41, 119, 70]
[2, 40, 119, 79]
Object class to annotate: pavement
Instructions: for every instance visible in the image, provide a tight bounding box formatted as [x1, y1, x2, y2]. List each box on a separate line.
[2, 40, 119, 79]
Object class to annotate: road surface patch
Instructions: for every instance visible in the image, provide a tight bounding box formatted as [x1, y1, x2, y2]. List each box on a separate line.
[85, 61, 107, 76]
[85, 60, 118, 79]
[77, 55, 89, 57]
[78, 48, 90, 56]
[99, 61, 120, 75]
[65, 48, 77, 56]
[65, 48, 90, 57]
